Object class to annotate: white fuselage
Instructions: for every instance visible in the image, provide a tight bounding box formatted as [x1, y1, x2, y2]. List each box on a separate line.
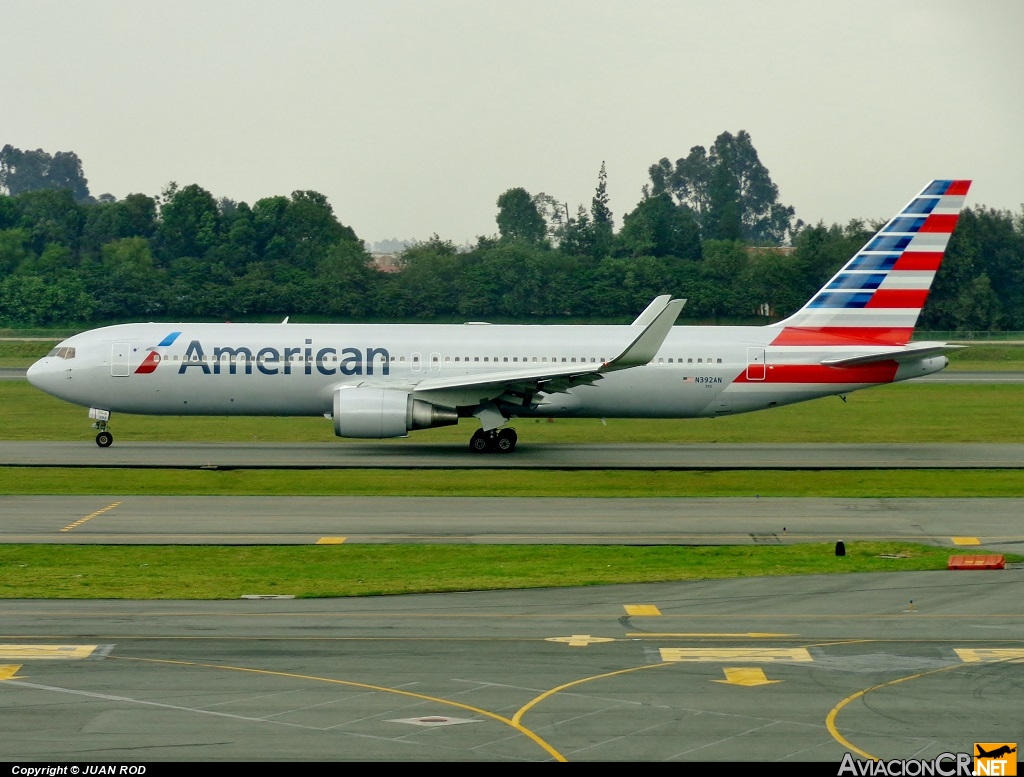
[26, 321, 948, 422]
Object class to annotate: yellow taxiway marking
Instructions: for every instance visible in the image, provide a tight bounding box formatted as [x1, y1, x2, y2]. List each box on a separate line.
[546, 635, 616, 647]
[624, 604, 662, 616]
[629, 632, 797, 639]
[512, 662, 673, 727]
[0, 664, 24, 680]
[713, 667, 780, 687]
[0, 644, 100, 660]
[660, 647, 812, 663]
[117, 655, 565, 761]
[826, 664, 963, 761]
[61, 501, 122, 532]
[952, 536, 981, 545]
[315, 537, 347, 544]
[956, 648, 1024, 663]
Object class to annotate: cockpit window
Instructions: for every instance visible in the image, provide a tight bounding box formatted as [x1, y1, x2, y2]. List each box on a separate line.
[47, 347, 76, 359]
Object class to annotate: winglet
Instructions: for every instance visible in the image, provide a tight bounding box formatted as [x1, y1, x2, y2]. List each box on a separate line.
[605, 298, 686, 370]
[631, 295, 672, 326]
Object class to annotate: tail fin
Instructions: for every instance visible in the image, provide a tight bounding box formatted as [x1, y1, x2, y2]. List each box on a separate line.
[773, 179, 971, 346]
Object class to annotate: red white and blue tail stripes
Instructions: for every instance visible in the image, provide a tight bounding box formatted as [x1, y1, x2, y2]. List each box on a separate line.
[772, 179, 971, 346]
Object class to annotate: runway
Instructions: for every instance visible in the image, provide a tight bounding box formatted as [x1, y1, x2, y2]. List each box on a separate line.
[3, 440, 1024, 469]
[1, 571, 1021, 761]
[3, 495, 1024, 554]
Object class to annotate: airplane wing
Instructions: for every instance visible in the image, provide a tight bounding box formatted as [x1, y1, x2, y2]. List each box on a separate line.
[410, 297, 686, 405]
[820, 342, 966, 368]
[630, 294, 672, 326]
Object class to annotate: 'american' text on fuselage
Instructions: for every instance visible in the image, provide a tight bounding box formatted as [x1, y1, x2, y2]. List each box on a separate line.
[176, 339, 390, 376]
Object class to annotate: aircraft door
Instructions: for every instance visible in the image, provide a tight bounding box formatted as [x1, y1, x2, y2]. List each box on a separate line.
[111, 343, 131, 377]
[429, 352, 441, 373]
[411, 352, 422, 372]
[746, 347, 766, 381]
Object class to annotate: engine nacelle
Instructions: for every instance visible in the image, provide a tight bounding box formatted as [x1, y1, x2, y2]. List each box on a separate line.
[332, 387, 458, 438]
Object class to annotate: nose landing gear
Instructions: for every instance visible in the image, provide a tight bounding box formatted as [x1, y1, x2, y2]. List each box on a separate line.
[469, 427, 517, 453]
[89, 408, 113, 447]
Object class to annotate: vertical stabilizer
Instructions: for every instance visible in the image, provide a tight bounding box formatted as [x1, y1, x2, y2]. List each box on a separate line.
[773, 179, 971, 346]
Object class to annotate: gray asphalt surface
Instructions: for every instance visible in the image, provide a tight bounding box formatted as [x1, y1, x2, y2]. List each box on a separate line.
[1, 571, 1021, 762]
[2, 495, 1023, 555]
[2, 369, 1020, 762]
[3, 440, 1024, 469]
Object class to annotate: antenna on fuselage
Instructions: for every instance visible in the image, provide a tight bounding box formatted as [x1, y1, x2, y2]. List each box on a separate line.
[281, 316, 289, 324]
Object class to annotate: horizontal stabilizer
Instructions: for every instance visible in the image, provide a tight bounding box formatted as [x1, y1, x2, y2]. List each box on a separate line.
[821, 342, 965, 368]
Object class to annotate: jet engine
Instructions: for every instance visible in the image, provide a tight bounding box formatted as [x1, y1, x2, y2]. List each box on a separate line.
[332, 387, 458, 438]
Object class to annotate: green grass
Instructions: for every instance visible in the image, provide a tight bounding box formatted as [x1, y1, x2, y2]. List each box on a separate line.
[0, 542, 1002, 599]
[947, 344, 1024, 371]
[3, 381, 1023, 444]
[4, 356, 1021, 600]
[2, 467, 1023, 497]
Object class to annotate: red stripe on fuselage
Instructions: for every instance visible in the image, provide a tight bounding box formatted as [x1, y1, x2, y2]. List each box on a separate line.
[733, 362, 899, 384]
[770, 327, 914, 346]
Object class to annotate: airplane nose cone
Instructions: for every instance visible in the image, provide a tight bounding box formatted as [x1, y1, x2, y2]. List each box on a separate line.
[26, 358, 43, 387]
[26, 358, 57, 391]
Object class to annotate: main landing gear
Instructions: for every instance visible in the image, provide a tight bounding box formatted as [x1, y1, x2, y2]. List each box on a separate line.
[469, 427, 518, 453]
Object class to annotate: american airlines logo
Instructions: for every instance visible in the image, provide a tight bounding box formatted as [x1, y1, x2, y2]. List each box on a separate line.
[174, 338, 391, 377]
[134, 331, 182, 374]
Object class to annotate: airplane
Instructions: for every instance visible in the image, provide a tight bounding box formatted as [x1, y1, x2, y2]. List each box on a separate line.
[27, 179, 971, 453]
[976, 745, 1016, 759]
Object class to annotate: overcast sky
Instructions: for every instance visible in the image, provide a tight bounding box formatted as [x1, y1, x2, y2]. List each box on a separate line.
[3, 1, 1022, 245]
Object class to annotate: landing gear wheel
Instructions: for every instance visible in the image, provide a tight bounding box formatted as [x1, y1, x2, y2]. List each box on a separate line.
[496, 428, 517, 453]
[95, 431, 113, 448]
[470, 429, 490, 453]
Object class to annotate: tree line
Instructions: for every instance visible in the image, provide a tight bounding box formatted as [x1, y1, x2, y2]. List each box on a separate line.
[0, 136, 1021, 330]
